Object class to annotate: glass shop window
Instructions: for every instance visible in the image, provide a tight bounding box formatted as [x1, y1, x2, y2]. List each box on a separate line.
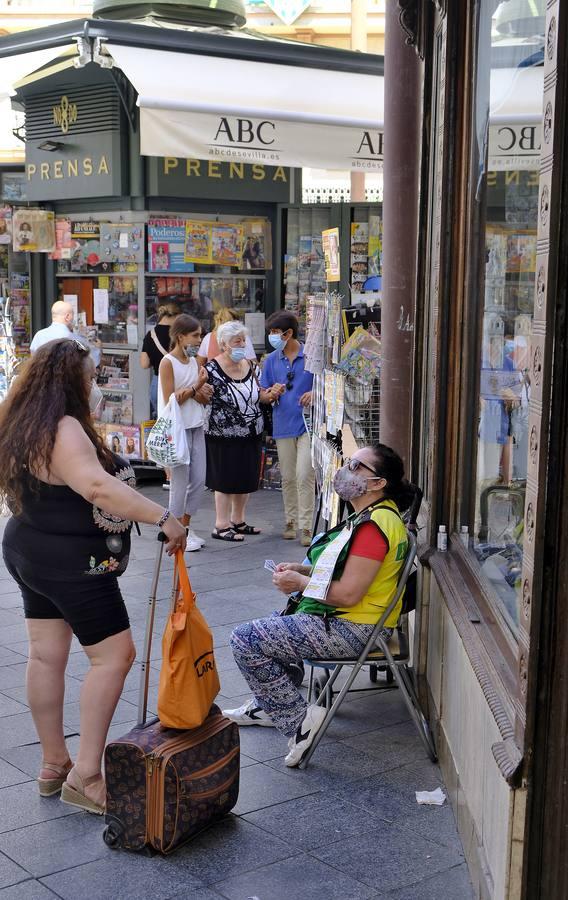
[467, 0, 545, 635]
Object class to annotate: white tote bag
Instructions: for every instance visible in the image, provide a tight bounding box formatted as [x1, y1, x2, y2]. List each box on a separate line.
[146, 395, 190, 468]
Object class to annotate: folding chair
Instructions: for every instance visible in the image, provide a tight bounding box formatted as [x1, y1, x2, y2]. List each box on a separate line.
[299, 523, 437, 769]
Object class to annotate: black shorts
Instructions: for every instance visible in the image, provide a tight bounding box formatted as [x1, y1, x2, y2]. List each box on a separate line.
[3, 545, 130, 647]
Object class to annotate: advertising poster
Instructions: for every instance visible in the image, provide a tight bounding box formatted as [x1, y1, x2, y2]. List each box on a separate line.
[0, 207, 12, 245]
[100, 224, 144, 265]
[12, 209, 55, 253]
[211, 224, 242, 266]
[148, 218, 196, 273]
[241, 221, 271, 270]
[105, 425, 141, 459]
[322, 227, 340, 282]
[184, 221, 211, 264]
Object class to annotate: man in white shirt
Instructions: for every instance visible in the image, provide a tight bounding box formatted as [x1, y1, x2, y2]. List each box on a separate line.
[30, 300, 86, 353]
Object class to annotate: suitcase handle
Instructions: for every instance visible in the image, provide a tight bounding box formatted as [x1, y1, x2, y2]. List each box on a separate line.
[137, 532, 168, 726]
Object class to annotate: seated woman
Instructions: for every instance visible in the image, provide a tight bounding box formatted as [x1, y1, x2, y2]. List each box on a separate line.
[223, 443, 413, 768]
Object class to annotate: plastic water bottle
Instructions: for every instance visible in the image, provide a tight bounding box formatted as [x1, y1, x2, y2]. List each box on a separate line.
[437, 525, 448, 552]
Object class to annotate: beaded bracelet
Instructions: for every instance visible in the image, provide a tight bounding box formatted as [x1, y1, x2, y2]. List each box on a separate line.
[155, 508, 171, 529]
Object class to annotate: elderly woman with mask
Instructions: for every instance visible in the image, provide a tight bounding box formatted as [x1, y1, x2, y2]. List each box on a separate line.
[205, 321, 280, 542]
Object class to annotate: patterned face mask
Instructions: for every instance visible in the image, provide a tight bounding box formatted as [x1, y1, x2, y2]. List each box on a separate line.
[332, 466, 370, 501]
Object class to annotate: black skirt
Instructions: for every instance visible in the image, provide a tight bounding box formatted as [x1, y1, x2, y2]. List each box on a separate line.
[205, 434, 263, 494]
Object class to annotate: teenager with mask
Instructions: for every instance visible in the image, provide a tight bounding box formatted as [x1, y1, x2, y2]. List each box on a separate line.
[205, 321, 280, 542]
[158, 315, 213, 552]
[224, 443, 413, 767]
[261, 311, 314, 547]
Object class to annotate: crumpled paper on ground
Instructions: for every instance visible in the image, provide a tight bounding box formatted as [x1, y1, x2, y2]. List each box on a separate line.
[415, 787, 446, 805]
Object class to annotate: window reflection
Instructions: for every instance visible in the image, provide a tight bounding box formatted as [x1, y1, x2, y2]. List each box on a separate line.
[472, 0, 545, 635]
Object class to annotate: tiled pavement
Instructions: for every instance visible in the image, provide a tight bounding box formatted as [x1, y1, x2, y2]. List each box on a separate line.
[0, 485, 474, 900]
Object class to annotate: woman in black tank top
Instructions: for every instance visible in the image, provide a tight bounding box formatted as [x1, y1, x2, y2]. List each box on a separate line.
[0, 339, 186, 814]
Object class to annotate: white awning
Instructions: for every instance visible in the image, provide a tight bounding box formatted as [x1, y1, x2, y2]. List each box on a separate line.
[105, 42, 385, 172]
[489, 66, 544, 170]
[0, 46, 73, 100]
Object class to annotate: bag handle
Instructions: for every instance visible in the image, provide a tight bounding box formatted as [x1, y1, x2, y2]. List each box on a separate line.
[174, 550, 196, 612]
[151, 327, 169, 357]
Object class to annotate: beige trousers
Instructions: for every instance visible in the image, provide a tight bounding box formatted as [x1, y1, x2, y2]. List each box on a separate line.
[275, 432, 315, 531]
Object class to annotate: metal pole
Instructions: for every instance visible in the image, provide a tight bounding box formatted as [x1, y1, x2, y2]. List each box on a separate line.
[380, 0, 422, 467]
[350, 0, 367, 202]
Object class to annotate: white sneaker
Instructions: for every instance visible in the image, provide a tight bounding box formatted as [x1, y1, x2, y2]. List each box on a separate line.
[222, 698, 273, 727]
[284, 704, 327, 767]
[187, 529, 205, 547]
[185, 534, 202, 553]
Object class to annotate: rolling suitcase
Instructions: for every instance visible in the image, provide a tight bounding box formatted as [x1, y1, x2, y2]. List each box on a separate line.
[103, 534, 240, 854]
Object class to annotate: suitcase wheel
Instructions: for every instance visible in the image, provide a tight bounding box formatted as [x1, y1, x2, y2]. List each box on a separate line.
[103, 822, 124, 849]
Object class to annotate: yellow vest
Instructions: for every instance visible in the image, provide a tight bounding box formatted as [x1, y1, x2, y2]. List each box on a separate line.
[297, 500, 408, 626]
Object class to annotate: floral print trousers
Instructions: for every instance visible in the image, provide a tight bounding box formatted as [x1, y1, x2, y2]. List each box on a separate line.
[229, 612, 374, 737]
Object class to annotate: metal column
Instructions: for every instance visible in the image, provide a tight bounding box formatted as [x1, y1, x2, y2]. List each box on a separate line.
[379, 0, 422, 467]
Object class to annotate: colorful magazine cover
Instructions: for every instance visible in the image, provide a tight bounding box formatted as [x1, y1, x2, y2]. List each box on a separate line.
[151, 242, 169, 271]
[211, 225, 243, 266]
[184, 221, 211, 264]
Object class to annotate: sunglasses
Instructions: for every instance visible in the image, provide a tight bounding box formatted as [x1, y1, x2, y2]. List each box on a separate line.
[285, 372, 295, 391]
[72, 339, 89, 353]
[345, 457, 381, 478]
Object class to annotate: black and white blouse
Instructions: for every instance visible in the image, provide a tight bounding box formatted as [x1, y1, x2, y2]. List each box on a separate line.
[205, 360, 264, 439]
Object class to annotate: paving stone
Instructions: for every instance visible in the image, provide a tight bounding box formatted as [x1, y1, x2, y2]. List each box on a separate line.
[0, 666, 27, 690]
[62, 698, 137, 730]
[0, 760, 30, 789]
[0, 815, 107, 878]
[0, 612, 25, 629]
[384, 863, 473, 899]
[232, 763, 319, 816]
[0, 854, 28, 890]
[264, 739, 396, 792]
[40, 853, 208, 900]
[340, 721, 428, 772]
[0, 783, 78, 833]
[0, 882, 59, 899]
[214, 853, 377, 900]
[243, 792, 390, 851]
[0, 650, 27, 668]
[173, 817, 295, 885]
[2, 676, 84, 707]
[0, 714, 75, 752]
[0, 695, 28, 718]
[0, 626, 29, 647]
[234, 726, 292, 763]
[312, 826, 463, 893]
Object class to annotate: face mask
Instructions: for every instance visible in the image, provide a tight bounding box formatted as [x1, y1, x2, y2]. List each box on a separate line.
[184, 345, 199, 358]
[89, 381, 103, 414]
[269, 333, 287, 351]
[333, 465, 375, 501]
[230, 347, 246, 362]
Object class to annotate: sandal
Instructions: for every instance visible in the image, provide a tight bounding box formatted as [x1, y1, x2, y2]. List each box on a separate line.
[231, 521, 261, 536]
[37, 758, 73, 797]
[60, 767, 106, 815]
[211, 526, 245, 543]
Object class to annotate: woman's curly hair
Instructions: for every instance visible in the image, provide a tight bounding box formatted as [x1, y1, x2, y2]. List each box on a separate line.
[0, 339, 114, 514]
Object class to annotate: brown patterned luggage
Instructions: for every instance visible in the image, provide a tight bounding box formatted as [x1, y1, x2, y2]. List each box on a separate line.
[102, 535, 240, 854]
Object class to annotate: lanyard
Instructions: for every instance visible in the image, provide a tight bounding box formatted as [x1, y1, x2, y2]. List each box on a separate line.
[303, 523, 353, 601]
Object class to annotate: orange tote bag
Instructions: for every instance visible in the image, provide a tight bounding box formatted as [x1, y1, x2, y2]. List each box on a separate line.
[157, 551, 220, 730]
